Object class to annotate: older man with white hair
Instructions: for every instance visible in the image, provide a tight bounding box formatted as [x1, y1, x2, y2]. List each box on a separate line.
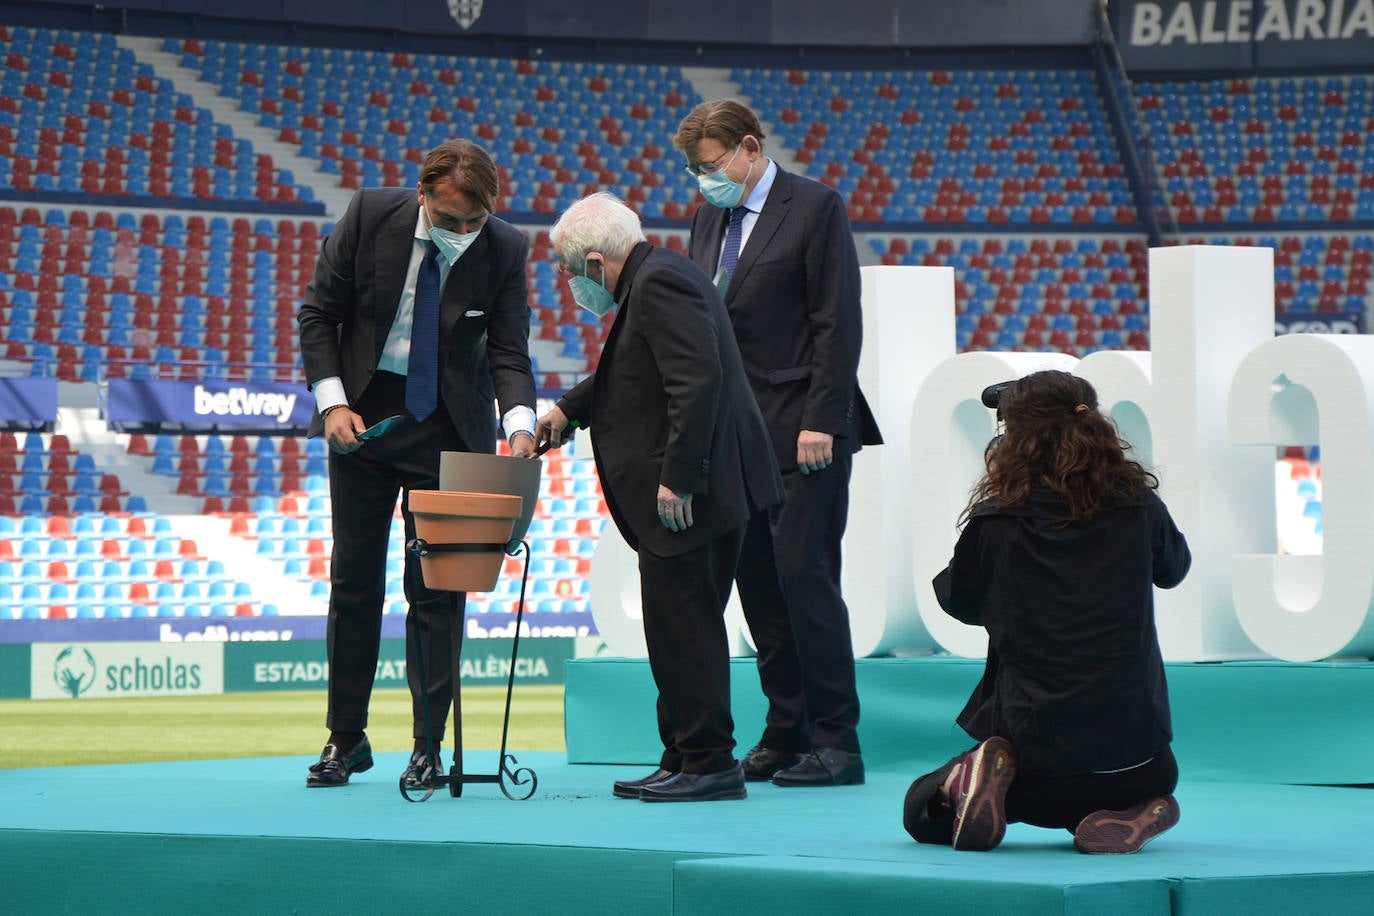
[537, 192, 783, 802]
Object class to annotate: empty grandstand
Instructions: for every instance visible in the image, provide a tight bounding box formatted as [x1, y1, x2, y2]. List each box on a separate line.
[1, 2, 1365, 629]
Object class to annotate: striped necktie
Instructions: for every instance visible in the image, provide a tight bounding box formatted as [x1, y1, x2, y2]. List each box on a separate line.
[718, 207, 747, 287]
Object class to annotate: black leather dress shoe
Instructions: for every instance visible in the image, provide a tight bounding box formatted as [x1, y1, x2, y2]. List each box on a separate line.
[772, 748, 865, 787]
[741, 745, 805, 782]
[402, 748, 443, 790]
[639, 763, 747, 802]
[612, 767, 675, 799]
[306, 735, 374, 787]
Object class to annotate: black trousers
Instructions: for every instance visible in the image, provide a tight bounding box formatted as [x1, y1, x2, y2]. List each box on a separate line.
[734, 450, 860, 754]
[325, 371, 467, 741]
[1006, 747, 1180, 830]
[903, 745, 1180, 843]
[638, 523, 747, 775]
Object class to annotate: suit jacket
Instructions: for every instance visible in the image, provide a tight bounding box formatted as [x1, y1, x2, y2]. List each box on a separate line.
[297, 187, 535, 451]
[558, 243, 783, 558]
[688, 167, 882, 472]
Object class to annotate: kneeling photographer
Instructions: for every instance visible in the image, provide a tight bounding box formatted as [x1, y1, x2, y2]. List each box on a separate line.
[904, 370, 1191, 854]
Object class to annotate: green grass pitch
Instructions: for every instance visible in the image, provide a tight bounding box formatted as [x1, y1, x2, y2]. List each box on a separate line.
[0, 686, 565, 769]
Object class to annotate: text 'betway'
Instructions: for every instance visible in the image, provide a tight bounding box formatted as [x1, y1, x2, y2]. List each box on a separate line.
[194, 386, 298, 424]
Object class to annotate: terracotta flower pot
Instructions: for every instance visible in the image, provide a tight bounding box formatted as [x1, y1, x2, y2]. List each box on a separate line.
[408, 490, 524, 593]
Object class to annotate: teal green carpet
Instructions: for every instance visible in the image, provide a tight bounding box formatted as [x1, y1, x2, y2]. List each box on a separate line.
[1, 750, 1371, 915]
[5, 657, 1373, 914]
[567, 657, 1374, 784]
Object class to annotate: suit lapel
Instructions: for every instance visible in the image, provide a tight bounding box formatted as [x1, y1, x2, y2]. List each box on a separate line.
[439, 230, 490, 339]
[692, 205, 729, 273]
[725, 169, 792, 304]
[615, 241, 652, 302]
[373, 199, 419, 357]
[597, 242, 652, 394]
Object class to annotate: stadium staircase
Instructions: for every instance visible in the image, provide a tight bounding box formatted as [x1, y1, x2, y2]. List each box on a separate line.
[113, 34, 355, 218]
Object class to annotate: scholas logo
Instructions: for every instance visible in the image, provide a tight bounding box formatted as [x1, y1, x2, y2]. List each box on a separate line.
[53, 646, 97, 698]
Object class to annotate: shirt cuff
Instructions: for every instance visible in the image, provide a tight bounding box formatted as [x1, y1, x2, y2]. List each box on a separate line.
[502, 405, 536, 442]
[313, 377, 347, 414]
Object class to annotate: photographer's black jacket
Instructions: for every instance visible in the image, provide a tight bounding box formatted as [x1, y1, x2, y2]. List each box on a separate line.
[933, 488, 1191, 776]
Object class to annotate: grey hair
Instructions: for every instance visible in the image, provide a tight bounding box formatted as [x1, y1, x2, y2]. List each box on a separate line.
[550, 191, 646, 270]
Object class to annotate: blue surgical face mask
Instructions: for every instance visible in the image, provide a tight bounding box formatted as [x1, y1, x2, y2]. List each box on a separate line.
[569, 257, 616, 317]
[695, 146, 752, 209]
[424, 208, 481, 263]
[430, 225, 480, 263]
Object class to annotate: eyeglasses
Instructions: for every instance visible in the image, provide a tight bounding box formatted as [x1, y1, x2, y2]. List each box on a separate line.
[432, 212, 488, 232]
[427, 203, 489, 233]
[557, 256, 603, 278]
[683, 145, 739, 177]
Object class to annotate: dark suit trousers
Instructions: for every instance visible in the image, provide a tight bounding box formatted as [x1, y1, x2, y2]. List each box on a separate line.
[904, 747, 1179, 842]
[638, 523, 747, 775]
[735, 450, 861, 754]
[325, 371, 467, 741]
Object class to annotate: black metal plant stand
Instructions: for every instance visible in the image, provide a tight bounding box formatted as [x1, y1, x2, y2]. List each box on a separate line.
[399, 537, 538, 802]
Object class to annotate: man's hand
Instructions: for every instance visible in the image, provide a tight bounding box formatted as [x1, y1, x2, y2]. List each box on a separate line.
[797, 429, 834, 474]
[325, 406, 366, 454]
[509, 431, 537, 458]
[657, 484, 694, 532]
[535, 405, 571, 453]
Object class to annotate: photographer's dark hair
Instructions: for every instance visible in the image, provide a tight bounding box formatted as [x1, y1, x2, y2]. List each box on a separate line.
[963, 370, 1157, 526]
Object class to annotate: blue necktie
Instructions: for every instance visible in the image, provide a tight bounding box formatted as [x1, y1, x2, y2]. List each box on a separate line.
[405, 241, 441, 422]
[719, 207, 746, 286]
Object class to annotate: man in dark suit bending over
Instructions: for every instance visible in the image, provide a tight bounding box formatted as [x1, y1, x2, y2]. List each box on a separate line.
[297, 138, 537, 788]
[673, 100, 883, 787]
[536, 192, 783, 802]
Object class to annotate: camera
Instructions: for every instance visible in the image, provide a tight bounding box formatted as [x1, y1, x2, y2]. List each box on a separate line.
[981, 381, 1013, 420]
[981, 381, 1013, 459]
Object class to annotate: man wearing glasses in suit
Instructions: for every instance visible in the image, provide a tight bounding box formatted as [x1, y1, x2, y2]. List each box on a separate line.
[674, 100, 883, 788]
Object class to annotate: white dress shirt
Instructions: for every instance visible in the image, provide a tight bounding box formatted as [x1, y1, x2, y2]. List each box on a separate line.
[312, 207, 536, 440]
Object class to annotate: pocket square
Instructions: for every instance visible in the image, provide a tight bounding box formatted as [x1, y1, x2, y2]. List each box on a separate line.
[463, 309, 486, 317]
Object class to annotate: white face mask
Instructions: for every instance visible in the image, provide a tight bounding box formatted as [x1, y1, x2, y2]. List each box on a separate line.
[423, 207, 481, 264]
